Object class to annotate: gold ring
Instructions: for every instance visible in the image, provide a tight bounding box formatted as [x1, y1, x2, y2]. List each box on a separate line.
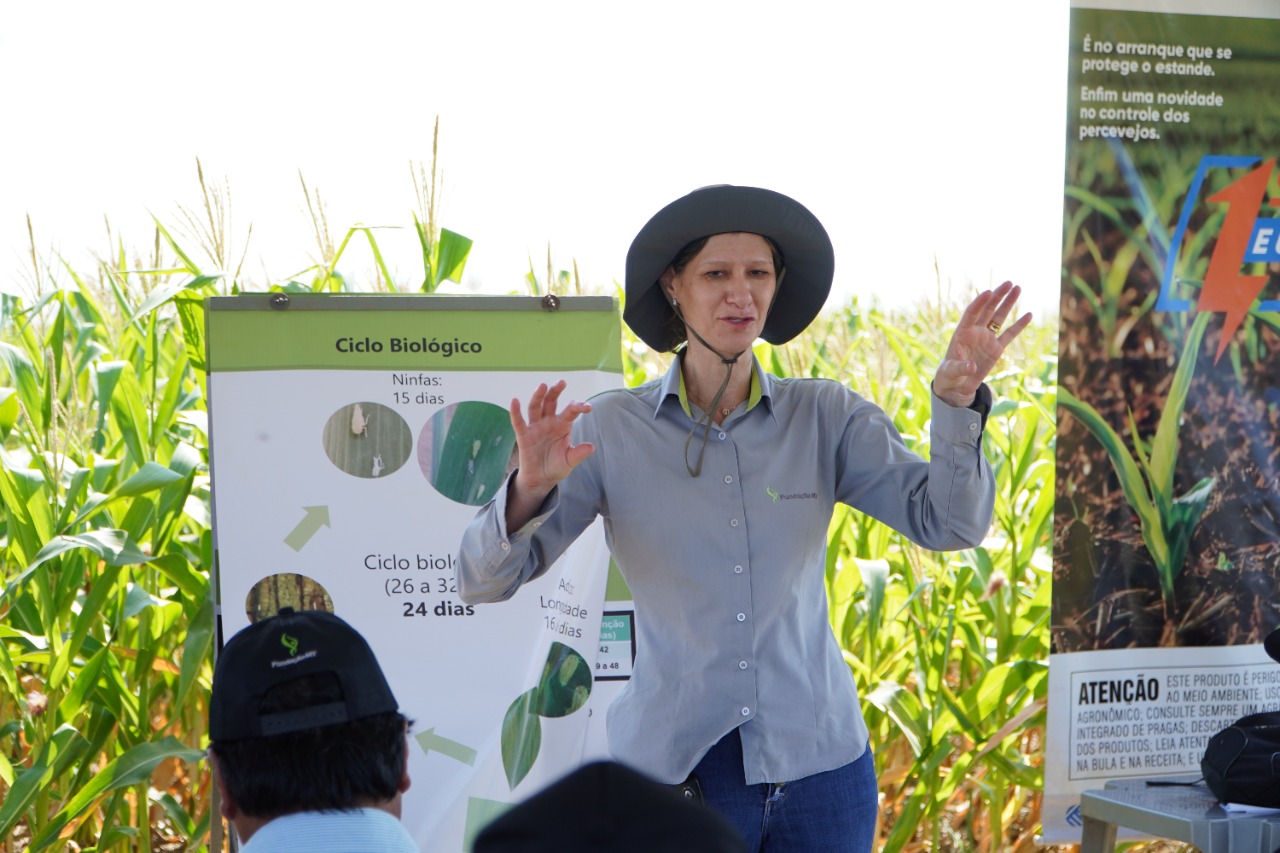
[986, 321, 1001, 333]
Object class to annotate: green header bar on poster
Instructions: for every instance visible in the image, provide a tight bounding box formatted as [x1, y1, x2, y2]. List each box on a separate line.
[206, 294, 623, 373]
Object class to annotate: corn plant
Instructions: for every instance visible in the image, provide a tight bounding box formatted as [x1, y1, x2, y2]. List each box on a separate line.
[1058, 310, 1214, 621]
[0, 260, 211, 851]
[412, 118, 474, 294]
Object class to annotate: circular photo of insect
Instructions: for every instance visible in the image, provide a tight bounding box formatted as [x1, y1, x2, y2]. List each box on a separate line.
[418, 401, 517, 506]
[244, 573, 334, 624]
[322, 402, 412, 479]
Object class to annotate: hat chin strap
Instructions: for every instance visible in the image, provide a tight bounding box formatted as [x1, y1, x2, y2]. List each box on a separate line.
[672, 269, 785, 477]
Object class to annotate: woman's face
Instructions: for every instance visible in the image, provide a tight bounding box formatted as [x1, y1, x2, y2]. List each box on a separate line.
[661, 232, 777, 353]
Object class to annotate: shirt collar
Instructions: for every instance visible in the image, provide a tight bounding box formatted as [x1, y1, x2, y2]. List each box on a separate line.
[660, 352, 771, 419]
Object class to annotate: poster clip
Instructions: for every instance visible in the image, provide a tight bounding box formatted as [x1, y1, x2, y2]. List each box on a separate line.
[269, 293, 291, 310]
[541, 294, 561, 311]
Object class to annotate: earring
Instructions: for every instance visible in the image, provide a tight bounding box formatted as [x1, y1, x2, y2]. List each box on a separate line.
[671, 298, 678, 306]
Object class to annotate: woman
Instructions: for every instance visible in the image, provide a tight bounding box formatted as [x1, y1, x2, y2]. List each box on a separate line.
[459, 185, 1030, 851]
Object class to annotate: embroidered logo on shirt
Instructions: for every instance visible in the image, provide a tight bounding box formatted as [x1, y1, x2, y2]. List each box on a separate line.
[766, 486, 817, 503]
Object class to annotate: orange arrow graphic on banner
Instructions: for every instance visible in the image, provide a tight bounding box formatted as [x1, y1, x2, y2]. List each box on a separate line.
[1199, 158, 1276, 363]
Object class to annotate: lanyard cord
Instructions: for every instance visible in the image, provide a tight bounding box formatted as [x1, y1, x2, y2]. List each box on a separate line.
[680, 340, 739, 478]
[673, 269, 786, 477]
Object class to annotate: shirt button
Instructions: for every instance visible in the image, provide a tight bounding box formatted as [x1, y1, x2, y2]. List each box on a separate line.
[500, 542, 510, 551]
[730, 518, 739, 527]
[738, 660, 748, 670]
[969, 423, 978, 431]
[736, 612, 746, 622]
[741, 707, 751, 717]
[733, 565, 743, 574]
[724, 475, 733, 484]
[718, 432, 727, 440]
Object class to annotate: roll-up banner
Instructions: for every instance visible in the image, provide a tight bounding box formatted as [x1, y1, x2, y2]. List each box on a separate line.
[1049, 0, 1280, 842]
[206, 294, 628, 851]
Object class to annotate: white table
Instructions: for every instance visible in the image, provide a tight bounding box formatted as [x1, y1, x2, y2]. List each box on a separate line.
[1079, 778, 1280, 853]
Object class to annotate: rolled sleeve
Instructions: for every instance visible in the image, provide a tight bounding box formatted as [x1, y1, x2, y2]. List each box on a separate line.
[834, 382, 994, 551]
[923, 383, 996, 548]
[457, 471, 561, 604]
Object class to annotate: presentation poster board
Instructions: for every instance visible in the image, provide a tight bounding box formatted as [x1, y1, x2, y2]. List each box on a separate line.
[206, 294, 624, 850]
[1047, 0, 1280, 842]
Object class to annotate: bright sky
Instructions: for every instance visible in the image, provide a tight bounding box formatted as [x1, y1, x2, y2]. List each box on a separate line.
[0, 1, 1069, 316]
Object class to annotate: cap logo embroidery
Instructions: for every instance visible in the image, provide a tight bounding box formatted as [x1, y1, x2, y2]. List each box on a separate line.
[766, 486, 779, 503]
[280, 632, 300, 656]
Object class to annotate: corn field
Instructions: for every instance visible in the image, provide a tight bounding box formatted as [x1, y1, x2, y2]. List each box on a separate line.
[0, 162, 1159, 852]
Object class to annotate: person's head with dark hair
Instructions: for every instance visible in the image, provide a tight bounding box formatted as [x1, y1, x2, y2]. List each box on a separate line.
[207, 608, 418, 851]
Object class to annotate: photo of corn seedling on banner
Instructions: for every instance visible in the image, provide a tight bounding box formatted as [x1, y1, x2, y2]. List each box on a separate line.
[1043, 2, 1280, 842]
[1056, 5, 1280, 654]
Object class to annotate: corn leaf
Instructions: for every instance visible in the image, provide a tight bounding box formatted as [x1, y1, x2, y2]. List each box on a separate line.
[48, 563, 124, 691]
[31, 737, 205, 850]
[0, 725, 89, 841]
[29, 529, 152, 573]
[127, 274, 221, 324]
[176, 587, 215, 710]
[1058, 388, 1168, 569]
[1148, 311, 1210, 505]
[434, 227, 473, 288]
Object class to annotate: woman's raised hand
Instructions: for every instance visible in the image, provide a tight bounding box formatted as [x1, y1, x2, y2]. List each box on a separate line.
[933, 281, 1033, 408]
[510, 380, 595, 496]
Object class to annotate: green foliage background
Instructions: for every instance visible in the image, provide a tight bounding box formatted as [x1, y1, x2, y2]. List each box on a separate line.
[1, 162, 1070, 852]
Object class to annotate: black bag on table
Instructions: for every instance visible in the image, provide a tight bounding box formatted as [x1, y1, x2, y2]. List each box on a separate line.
[1200, 710, 1280, 807]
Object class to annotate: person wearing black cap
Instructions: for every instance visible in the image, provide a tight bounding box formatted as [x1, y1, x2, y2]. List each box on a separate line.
[207, 608, 418, 852]
[458, 185, 1031, 851]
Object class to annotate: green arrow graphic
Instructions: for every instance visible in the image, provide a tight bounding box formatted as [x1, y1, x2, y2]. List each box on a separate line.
[415, 727, 478, 766]
[465, 797, 513, 849]
[284, 506, 330, 552]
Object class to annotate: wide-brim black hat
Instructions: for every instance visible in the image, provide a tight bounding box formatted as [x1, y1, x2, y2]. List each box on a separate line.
[624, 185, 834, 352]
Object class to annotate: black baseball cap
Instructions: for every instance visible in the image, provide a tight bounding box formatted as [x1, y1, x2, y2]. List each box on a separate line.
[209, 607, 399, 742]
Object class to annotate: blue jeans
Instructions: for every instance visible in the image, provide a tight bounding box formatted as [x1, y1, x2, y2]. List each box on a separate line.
[692, 728, 878, 853]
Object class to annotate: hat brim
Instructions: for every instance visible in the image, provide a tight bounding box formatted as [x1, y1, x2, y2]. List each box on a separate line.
[624, 186, 834, 352]
[1265, 627, 1280, 664]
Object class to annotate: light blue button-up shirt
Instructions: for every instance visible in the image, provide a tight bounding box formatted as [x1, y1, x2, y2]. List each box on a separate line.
[459, 356, 994, 785]
[238, 808, 419, 852]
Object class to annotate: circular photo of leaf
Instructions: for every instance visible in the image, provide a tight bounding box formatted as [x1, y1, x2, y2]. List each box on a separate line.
[322, 402, 412, 479]
[418, 401, 517, 506]
[245, 573, 334, 624]
[534, 642, 591, 718]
